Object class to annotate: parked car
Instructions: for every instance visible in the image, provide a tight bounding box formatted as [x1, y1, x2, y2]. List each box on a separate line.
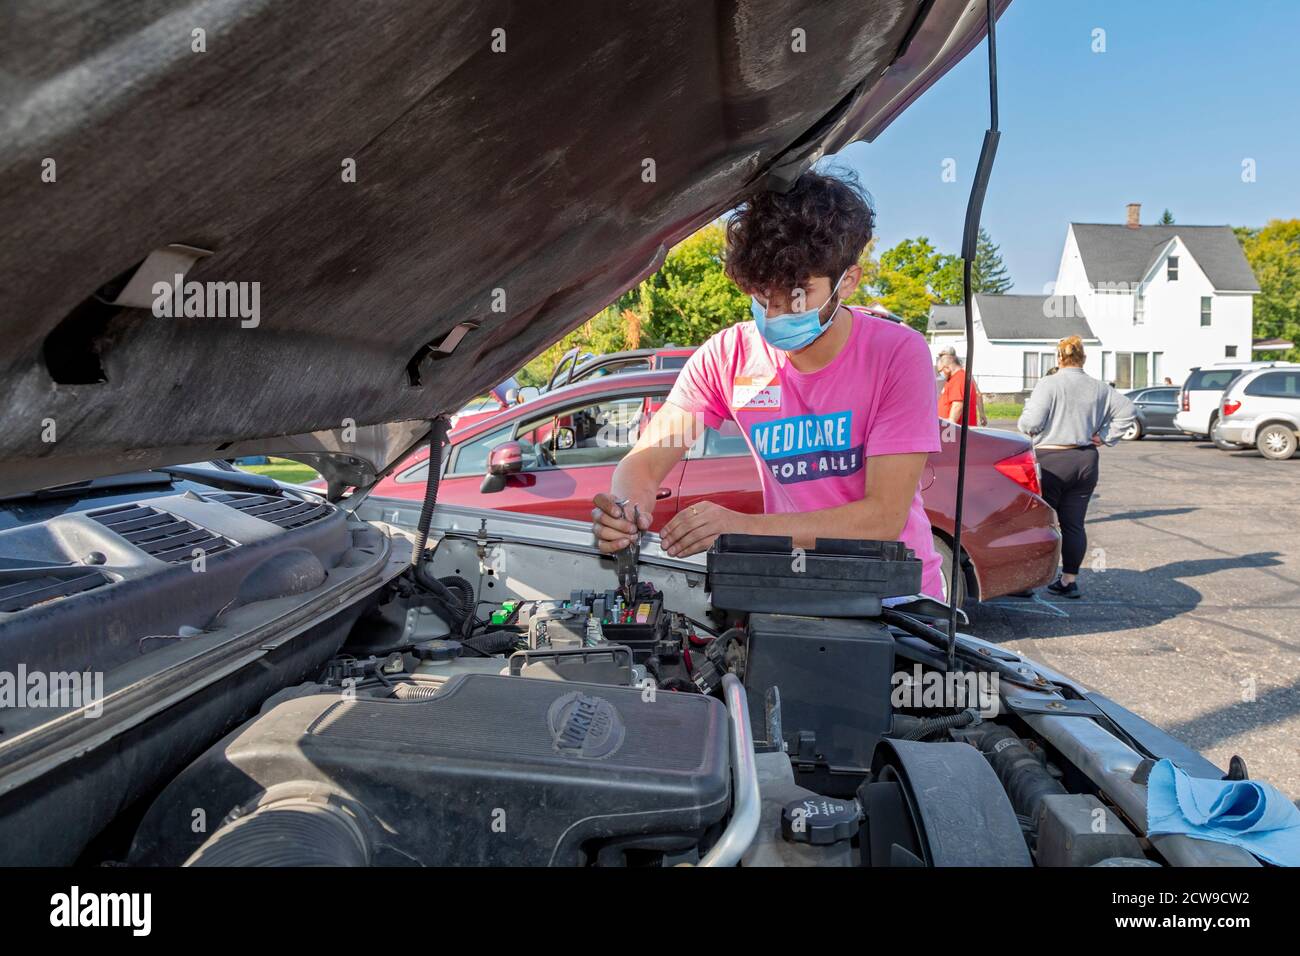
[547, 345, 696, 391]
[1213, 366, 1300, 460]
[1175, 361, 1299, 448]
[449, 376, 541, 429]
[1120, 386, 1183, 440]
[363, 369, 1062, 604]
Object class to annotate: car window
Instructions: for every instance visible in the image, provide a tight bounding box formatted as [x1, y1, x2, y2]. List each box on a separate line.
[1245, 372, 1300, 398]
[702, 420, 750, 458]
[1185, 368, 1242, 390]
[446, 425, 513, 477]
[574, 359, 649, 382]
[1146, 388, 1178, 403]
[457, 395, 497, 414]
[397, 460, 428, 483]
[519, 396, 651, 470]
[656, 355, 690, 370]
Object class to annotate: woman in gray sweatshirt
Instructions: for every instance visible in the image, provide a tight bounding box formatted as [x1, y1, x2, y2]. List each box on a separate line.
[1017, 336, 1136, 598]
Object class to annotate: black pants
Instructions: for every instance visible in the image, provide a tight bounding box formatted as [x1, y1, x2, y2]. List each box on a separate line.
[1037, 445, 1099, 576]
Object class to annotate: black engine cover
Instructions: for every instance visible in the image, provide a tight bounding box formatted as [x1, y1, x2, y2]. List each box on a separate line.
[130, 674, 731, 866]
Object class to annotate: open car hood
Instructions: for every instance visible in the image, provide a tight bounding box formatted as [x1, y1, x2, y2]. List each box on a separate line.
[0, 0, 1007, 497]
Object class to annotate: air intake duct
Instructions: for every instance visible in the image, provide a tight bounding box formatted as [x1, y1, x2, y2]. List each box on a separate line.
[185, 800, 369, 867]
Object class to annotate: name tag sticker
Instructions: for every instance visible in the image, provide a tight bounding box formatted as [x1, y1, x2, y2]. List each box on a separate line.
[733, 376, 781, 409]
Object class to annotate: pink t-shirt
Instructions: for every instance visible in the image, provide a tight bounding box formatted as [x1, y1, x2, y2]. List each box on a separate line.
[666, 306, 944, 598]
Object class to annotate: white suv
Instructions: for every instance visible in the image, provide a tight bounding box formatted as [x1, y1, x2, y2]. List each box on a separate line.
[1175, 362, 1298, 447]
[1214, 367, 1300, 460]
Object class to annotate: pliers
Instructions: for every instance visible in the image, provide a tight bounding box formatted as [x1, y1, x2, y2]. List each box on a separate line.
[612, 496, 641, 605]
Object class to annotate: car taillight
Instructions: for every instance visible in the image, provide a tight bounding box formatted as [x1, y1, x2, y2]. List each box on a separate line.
[1180, 390, 1189, 411]
[995, 449, 1041, 497]
[1222, 399, 1241, 417]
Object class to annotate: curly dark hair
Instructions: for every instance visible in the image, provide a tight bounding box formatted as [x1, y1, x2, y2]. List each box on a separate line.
[724, 170, 875, 298]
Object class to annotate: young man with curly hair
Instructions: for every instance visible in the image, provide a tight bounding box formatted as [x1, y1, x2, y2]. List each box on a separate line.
[591, 171, 945, 599]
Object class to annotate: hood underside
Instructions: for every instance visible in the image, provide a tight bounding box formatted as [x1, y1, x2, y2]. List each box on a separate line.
[0, 0, 1005, 496]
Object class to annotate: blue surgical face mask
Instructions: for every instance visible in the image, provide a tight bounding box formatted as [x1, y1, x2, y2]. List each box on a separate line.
[750, 269, 850, 352]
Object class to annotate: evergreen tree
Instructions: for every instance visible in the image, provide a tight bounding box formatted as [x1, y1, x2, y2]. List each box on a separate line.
[972, 227, 1013, 294]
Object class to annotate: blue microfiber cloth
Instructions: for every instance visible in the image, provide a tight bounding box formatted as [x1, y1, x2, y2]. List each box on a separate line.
[1146, 758, 1300, 866]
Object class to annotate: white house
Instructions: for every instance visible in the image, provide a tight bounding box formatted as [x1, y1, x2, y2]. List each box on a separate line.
[930, 204, 1259, 395]
[928, 296, 1101, 395]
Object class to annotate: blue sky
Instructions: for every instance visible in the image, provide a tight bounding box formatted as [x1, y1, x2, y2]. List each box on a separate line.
[823, 0, 1300, 293]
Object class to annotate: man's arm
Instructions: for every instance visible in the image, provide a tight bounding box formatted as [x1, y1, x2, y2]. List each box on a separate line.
[592, 401, 701, 553]
[946, 401, 965, 424]
[660, 452, 927, 557]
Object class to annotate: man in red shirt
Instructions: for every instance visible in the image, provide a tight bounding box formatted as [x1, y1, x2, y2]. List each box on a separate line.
[937, 353, 980, 426]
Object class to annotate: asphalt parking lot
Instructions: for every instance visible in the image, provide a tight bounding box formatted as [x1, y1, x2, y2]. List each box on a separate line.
[971, 429, 1300, 801]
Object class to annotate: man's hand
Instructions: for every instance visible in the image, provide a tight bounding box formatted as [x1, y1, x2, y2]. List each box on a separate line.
[594, 399, 701, 554]
[660, 501, 751, 557]
[592, 492, 653, 554]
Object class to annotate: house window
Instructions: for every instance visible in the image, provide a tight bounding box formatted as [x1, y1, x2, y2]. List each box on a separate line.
[1200, 297, 1212, 326]
[1116, 353, 1133, 390]
[1109, 352, 1155, 389]
[1134, 292, 1145, 325]
[1023, 352, 1040, 390]
[1167, 256, 1179, 281]
[1225, 345, 1238, 358]
[1102, 351, 1113, 383]
[1153, 352, 1163, 383]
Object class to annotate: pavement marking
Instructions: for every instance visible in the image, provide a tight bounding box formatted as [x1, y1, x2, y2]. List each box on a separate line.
[982, 593, 1069, 617]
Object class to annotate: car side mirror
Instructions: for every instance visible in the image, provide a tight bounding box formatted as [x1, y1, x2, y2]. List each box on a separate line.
[481, 441, 523, 494]
[488, 441, 523, 476]
[516, 386, 540, 404]
[553, 425, 576, 450]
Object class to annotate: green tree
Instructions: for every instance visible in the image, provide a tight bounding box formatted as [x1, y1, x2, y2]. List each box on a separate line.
[618, 222, 750, 346]
[864, 269, 935, 333]
[848, 236, 945, 330]
[1237, 219, 1300, 362]
[517, 306, 629, 387]
[878, 237, 960, 298]
[1159, 209, 1176, 225]
[929, 228, 1013, 299]
[516, 223, 749, 386]
[971, 228, 1013, 294]
[855, 229, 1013, 333]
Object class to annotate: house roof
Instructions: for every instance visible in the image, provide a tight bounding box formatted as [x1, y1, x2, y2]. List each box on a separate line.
[927, 304, 965, 333]
[977, 294, 1097, 341]
[928, 295, 1097, 341]
[1253, 337, 1295, 350]
[1071, 223, 1259, 292]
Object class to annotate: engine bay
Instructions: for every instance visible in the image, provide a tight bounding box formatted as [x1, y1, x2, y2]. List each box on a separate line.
[0, 479, 1251, 868]
[123, 513, 1173, 868]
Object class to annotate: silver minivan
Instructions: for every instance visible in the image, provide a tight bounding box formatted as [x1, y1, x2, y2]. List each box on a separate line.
[1214, 366, 1300, 460]
[1175, 361, 1297, 448]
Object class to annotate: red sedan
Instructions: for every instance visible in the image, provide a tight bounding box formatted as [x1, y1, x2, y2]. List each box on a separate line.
[367, 370, 1061, 603]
